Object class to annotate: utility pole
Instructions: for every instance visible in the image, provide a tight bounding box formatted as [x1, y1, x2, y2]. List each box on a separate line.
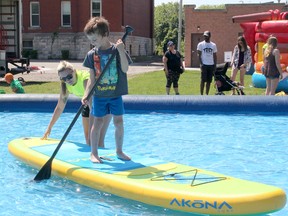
[177, 0, 182, 51]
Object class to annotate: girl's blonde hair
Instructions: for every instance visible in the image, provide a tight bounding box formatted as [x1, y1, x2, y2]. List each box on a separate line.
[264, 36, 278, 58]
[57, 61, 75, 74]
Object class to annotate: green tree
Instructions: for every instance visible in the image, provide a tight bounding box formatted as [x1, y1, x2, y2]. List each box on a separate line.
[154, 2, 185, 55]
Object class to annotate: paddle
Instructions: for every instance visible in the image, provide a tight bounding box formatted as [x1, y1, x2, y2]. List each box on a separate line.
[34, 25, 134, 181]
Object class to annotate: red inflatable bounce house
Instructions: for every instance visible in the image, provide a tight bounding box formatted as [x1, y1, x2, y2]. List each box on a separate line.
[233, 9, 288, 92]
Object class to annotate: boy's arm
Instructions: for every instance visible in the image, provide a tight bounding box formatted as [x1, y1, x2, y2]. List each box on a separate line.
[116, 39, 129, 73]
[11, 87, 17, 93]
[10, 82, 18, 93]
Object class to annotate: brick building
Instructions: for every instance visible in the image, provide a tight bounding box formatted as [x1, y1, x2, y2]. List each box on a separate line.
[184, 3, 287, 67]
[21, 0, 154, 59]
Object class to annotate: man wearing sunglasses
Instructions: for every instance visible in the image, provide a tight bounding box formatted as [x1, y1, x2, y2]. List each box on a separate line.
[42, 61, 111, 146]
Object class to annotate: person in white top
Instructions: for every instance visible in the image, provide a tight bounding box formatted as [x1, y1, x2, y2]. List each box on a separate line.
[197, 31, 217, 95]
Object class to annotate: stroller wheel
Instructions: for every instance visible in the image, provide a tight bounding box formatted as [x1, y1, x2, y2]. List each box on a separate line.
[236, 89, 245, 95]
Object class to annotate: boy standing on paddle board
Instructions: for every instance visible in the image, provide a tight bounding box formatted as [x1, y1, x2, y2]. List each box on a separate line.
[42, 61, 112, 146]
[82, 17, 131, 163]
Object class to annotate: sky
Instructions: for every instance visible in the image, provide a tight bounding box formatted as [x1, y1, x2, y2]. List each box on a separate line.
[154, 0, 282, 8]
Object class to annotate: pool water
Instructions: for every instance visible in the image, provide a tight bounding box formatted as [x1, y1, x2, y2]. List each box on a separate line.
[1, 112, 287, 216]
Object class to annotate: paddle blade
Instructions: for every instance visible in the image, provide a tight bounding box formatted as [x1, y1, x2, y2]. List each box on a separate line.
[34, 159, 52, 181]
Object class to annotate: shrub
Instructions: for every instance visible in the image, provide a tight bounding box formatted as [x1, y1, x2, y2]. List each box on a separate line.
[61, 50, 69, 60]
[22, 50, 38, 59]
[30, 50, 38, 59]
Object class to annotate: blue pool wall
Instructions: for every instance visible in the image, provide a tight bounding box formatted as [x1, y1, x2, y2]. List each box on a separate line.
[1, 94, 288, 115]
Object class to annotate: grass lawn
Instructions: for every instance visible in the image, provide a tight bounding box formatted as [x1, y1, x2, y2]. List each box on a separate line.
[0, 69, 265, 95]
[129, 69, 264, 95]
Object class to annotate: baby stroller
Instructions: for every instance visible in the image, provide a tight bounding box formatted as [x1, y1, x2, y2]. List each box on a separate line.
[214, 62, 245, 95]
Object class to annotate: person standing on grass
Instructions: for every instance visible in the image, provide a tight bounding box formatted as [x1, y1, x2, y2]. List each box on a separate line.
[82, 16, 131, 163]
[163, 41, 185, 95]
[42, 61, 112, 146]
[197, 31, 217, 95]
[230, 36, 252, 95]
[263, 36, 283, 95]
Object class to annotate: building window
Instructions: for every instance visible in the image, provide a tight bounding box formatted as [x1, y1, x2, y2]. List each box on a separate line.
[61, 1, 71, 27]
[23, 41, 33, 50]
[30, 2, 40, 27]
[91, 0, 101, 17]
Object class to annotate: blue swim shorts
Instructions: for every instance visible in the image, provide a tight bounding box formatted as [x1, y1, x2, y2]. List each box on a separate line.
[91, 96, 124, 117]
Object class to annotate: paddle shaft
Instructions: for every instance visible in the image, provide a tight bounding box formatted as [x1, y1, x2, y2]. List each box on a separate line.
[34, 26, 133, 181]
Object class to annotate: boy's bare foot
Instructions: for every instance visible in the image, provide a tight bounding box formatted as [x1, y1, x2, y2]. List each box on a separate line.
[91, 154, 103, 163]
[117, 152, 131, 161]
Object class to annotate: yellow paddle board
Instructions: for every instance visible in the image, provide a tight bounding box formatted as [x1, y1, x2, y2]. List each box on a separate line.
[8, 137, 286, 215]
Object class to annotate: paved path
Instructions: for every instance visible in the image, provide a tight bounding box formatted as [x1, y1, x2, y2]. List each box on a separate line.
[7, 60, 164, 82]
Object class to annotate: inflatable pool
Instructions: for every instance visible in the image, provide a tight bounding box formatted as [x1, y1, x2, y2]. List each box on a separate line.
[3, 94, 288, 215]
[2, 94, 288, 114]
